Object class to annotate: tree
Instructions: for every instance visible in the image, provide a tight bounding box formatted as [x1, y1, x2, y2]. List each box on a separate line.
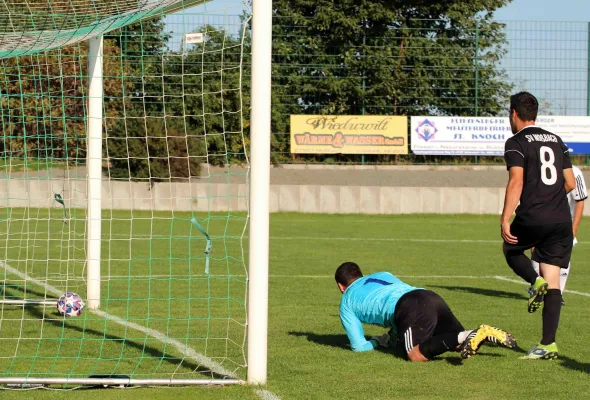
[271, 0, 512, 162]
[0, 36, 132, 165]
[105, 23, 246, 181]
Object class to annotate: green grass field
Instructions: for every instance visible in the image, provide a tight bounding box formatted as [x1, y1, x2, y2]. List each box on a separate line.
[2, 212, 590, 399]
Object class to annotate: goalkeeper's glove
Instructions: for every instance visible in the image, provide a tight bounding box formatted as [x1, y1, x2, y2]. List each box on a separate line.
[370, 332, 392, 348]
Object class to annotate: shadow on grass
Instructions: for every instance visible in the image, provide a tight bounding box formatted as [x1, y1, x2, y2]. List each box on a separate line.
[430, 285, 527, 301]
[559, 355, 590, 374]
[289, 331, 350, 350]
[288, 331, 513, 364]
[289, 331, 411, 360]
[2, 285, 230, 381]
[444, 346, 519, 365]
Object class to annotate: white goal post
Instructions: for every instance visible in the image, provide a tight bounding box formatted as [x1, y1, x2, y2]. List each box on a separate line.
[247, 0, 272, 386]
[0, 0, 271, 387]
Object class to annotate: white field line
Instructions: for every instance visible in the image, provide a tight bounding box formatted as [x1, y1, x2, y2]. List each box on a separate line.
[269, 274, 501, 279]
[493, 275, 590, 298]
[270, 237, 501, 243]
[255, 389, 283, 400]
[102, 274, 499, 279]
[0, 261, 239, 380]
[3, 233, 502, 243]
[1, 233, 503, 243]
[10, 231, 590, 245]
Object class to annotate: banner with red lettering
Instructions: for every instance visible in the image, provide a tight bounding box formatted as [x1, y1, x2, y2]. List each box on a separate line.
[290, 115, 408, 154]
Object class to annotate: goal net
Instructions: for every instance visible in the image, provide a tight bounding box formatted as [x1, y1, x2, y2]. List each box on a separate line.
[0, 0, 253, 386]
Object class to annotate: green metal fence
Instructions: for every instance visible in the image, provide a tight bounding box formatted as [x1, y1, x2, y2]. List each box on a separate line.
[3, 15, 589, 168]
[269, 19, 590, 165]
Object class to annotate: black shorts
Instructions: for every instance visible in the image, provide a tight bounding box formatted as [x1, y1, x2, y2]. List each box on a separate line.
[503, 218, 573, 269]
[394, 289, 464, 354]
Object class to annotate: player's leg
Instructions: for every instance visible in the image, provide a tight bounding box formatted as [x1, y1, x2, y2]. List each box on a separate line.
[520, 262, 561, 359]
[533, 248, 567, 298]
[504, 245, 547, 312]
[524, 250, 548, 313]
[394, 290, 469, 362]
[560, 262, 570, 294]
[503, 220, 546, 307]
[531, 248, 540, 275]
[504, 243, 539, 285]
[393, 291, 436, 362]
[532, 260, 540, 275]
[523, 222, 573, 360]
[429, 290, 517, 358]
[402, 291, 501, 361]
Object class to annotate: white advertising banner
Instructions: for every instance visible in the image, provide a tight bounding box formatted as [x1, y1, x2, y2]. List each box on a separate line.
[410, 116, 590, 155]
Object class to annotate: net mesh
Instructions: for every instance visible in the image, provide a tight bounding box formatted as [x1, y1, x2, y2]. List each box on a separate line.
[0, 0, 250, 384]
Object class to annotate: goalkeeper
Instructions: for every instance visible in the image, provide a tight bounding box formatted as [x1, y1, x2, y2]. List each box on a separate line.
[335, 262, 517, 361]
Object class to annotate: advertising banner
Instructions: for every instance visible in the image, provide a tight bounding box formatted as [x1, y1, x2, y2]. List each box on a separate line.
[290, 115, 408, 155]
[410, 116, 590, 155]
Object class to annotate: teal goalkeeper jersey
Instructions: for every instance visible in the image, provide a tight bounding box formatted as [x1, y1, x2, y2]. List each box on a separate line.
[339, 272, 420, 352]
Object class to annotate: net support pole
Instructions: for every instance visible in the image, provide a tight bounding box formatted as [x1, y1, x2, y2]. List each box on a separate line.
[87, 35, 104, 310]
[247, 0, 272, 386]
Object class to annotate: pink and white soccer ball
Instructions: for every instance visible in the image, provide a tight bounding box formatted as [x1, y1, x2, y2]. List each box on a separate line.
[57, 292, 85, 317]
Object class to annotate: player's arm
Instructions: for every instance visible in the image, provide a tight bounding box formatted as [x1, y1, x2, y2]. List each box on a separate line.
[340, 306, 377, 352]
[573, 200, 584, 237]
[561, 140, 575, 193]
[501, 139, 525, 244]
[564, 168, 575, 194]
[501, 167, 523, 244]
[572, 169, 588, 237]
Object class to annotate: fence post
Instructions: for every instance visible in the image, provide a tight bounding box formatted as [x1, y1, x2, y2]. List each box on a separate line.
[361, 25, 366, 166]
[586, 22, 589, 164]
[587, 21, 590, 117]
[474, 20, 480, 165]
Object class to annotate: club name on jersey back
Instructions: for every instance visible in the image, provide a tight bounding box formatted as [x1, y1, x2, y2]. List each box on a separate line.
[524, 133, 558, 143]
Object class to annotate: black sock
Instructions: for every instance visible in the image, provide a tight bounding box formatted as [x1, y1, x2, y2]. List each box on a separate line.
[418, 333, 460, 360]
[541, 289, 562, 345]
[504, 248, 538, 285]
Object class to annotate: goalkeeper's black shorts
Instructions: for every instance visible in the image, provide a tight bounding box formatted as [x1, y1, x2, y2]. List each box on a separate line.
[393, 289, 464, 354]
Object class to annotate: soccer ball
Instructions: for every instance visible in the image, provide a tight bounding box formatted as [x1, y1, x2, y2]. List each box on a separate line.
[57, 292, 85, 317]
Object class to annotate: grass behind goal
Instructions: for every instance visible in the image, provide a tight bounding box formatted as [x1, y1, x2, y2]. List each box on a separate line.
[0, 209, 247, 381]
[3, 213, 590, 398]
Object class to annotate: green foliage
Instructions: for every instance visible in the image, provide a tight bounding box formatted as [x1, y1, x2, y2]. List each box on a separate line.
[104, 22, 247, 180]
[271, 0, 513, 163]
[0, 2, 517, 171]
[0, 39, 130, 165]
[0, 16, 248, 179]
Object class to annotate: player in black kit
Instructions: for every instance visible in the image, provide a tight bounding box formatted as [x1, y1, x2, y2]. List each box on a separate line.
[501, 92, 576, 360]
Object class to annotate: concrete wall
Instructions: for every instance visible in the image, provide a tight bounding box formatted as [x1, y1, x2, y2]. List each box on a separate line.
[4, 178, 587, 215]
[270, 185, 507, 214]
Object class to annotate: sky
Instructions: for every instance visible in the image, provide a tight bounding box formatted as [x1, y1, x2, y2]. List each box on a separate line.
[494, 0, 590, 22]
[186, 0, 590, 23]
[493, 0, 590, 115]
[167, 0, 590, 115]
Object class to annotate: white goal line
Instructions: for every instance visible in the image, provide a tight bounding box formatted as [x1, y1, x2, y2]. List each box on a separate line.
[0, 261, 240, 381]
[4, 230, 589, 245]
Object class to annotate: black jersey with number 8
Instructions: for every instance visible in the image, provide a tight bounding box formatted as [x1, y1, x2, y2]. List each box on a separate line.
[504, 126, 572, 224]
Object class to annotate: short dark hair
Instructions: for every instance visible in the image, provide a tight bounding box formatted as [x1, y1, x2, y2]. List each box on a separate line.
[510, 91, 538, 121]
[335, 262, 363, 286]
